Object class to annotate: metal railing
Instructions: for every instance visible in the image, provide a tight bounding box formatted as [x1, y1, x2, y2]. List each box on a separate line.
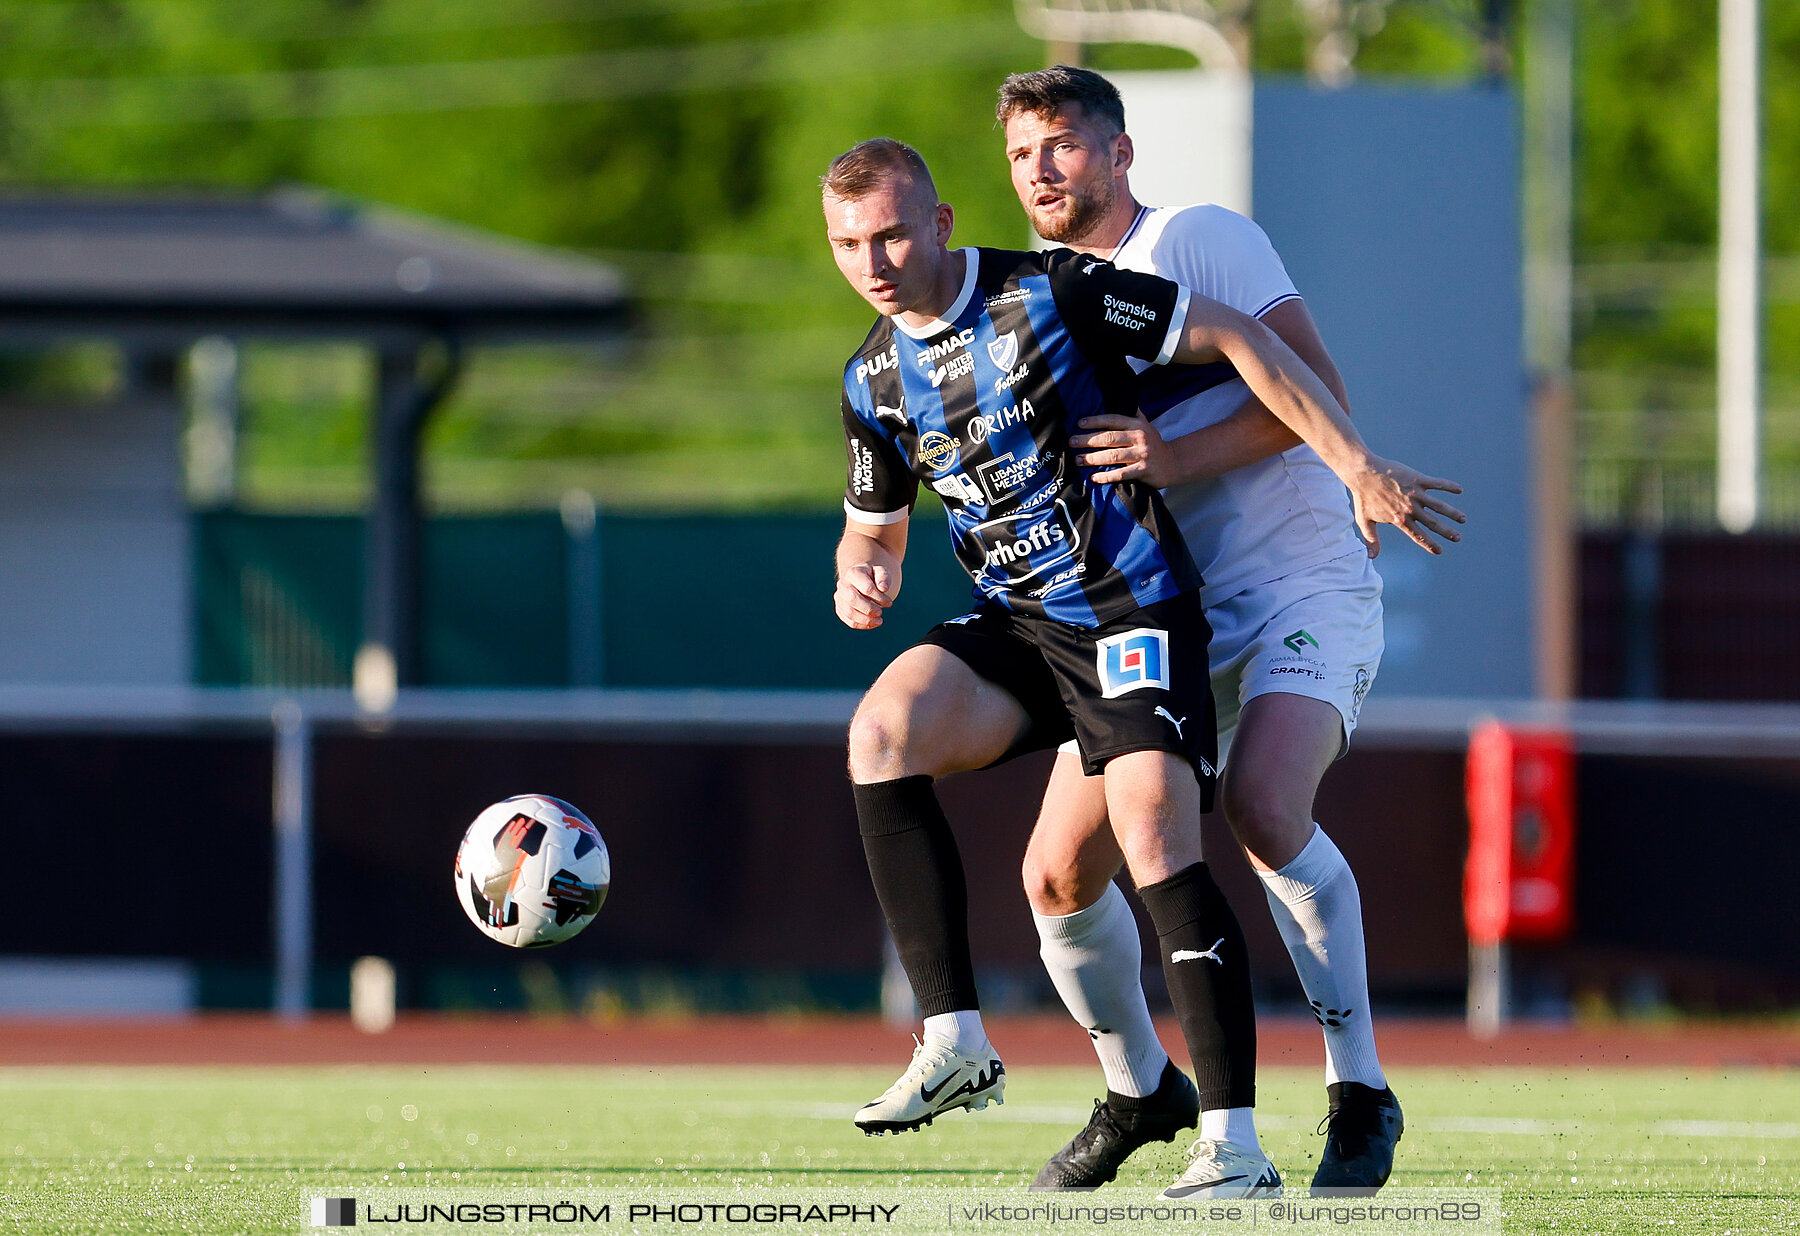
[1580, 458, 1800, 530]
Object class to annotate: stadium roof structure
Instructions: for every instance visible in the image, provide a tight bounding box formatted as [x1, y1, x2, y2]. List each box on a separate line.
[0, 188, 632, 702]
[0, 187, 628, 344]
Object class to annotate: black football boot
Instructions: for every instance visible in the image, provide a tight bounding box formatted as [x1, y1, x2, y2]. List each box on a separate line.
[1310, 1081, 1403, 1195]
[1030, 1061, 1201, 1190]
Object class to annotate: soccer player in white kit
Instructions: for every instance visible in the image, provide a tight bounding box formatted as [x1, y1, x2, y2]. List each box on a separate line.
[996, 67, 1466, 1196]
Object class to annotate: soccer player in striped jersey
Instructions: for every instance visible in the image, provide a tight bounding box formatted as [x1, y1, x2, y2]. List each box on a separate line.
[823, 137, 1451, 1200]
[997, 66, 1463, 1196]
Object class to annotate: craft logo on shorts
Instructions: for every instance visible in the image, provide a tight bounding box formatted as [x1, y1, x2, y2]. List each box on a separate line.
[972, 500, 1080, 586]
[917, 430, 960, 472]
[311, 1197, 356, 1227]
[1097, 628, 1171, 698]
[986, 330, 1020, 372]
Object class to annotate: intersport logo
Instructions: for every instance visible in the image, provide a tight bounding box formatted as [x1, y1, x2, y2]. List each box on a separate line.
[928, 351, 975, 388]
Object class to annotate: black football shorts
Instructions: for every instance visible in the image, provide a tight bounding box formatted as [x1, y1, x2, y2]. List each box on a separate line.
[915, 591, 1218, 807]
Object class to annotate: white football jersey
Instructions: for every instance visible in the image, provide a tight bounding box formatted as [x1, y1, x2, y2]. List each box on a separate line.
[1110, 204, 1366, 606]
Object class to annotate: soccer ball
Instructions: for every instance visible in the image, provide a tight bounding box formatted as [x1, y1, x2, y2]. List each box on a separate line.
[454, 795, 610, 948]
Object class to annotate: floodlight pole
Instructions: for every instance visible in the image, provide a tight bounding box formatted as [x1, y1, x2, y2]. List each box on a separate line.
[1718, 0, 1761, 533]
[1523, 0, 1576, 700]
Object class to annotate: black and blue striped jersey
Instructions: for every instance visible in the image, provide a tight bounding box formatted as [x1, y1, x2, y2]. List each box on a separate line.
[841, 246, 1204, 627]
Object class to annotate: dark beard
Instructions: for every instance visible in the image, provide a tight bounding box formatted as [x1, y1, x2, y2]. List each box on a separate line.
[1035, 178, 1115, 245]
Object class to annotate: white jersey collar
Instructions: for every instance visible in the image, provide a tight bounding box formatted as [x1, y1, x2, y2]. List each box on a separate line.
[893, 248, 980, 340]
[1106, 206, 1151, 263]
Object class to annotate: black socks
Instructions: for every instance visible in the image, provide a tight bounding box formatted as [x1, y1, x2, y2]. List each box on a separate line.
[1138, 861, 1257, 1111]
[853, 775, 979, 1017]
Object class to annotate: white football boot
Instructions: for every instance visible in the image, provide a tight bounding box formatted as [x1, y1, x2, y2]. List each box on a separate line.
[854, 1036, 1005, 1135]
[1159, 1137, 1283, 1199]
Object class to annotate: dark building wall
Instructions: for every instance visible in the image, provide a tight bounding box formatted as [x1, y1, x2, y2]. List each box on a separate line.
[1581, 531, 1800, 700]
[4, 731, 1794, 1009]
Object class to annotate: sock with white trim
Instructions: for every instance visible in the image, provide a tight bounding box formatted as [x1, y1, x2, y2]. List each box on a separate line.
[921, 1009, 990, 1054]
[1032, 881, 1171, 1098]
[1254, 825, 1387, 1088]
[1199, 1106, 1261, 1150]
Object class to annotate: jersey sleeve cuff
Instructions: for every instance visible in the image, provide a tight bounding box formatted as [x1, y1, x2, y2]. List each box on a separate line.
[1252, 291, 1302, 319]
[844, 499, 910, 526]
[1154, 284, 1192, 366]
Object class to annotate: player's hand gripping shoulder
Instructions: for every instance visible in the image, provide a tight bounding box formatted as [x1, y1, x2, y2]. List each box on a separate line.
[834, 518, 907, 630]
[1174, 295, 1468, 555]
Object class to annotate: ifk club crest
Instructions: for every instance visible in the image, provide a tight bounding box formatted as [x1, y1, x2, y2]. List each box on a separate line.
[986, 330, 1020, 373]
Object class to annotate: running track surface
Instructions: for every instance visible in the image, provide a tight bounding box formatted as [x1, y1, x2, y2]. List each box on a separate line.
[1, 1015, 1794, 1068]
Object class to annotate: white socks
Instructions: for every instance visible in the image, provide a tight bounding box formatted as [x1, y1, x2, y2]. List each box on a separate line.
[922, 1009, 989, 1054]
[1032, 881, 1170, 1098]
[1200, 1106, 1261, 1149]
[1255, 826, 1387, 1089]
[1034, 826, 1383, 1146]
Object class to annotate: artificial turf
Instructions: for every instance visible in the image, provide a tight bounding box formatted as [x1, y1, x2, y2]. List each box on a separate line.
[1, 1064, 1795, 1234]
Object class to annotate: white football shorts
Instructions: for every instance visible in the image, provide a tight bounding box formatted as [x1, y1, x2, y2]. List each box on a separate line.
[1207, 548, 1383, 762]
[1058, 549, 1383, 767]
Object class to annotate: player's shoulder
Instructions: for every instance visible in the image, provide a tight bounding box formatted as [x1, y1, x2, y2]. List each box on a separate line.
[1139, 203, 1280, 261]
[966, 244, 1064, 286]
[843, 316, 900, 389]
[1033, 245, 1127, 292]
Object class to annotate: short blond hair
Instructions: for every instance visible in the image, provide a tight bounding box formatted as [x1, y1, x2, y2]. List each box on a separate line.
[821, 138, 938, 204]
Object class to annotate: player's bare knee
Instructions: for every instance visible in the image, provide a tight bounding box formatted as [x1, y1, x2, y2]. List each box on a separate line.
[846, 694, 915, 783]
[1021, 850, 1087, 917]
[1220, 777, 1311, 866]
[1108, 820, 1175, 887]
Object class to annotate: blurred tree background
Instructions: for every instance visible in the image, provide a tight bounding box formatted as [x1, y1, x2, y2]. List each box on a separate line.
[0, 0, 1794, 521]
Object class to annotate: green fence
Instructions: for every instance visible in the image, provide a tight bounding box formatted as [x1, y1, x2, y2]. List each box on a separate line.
[194, 510, 974, 689]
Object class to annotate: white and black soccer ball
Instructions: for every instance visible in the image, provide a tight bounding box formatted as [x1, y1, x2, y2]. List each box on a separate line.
[453, 795, 610, 948]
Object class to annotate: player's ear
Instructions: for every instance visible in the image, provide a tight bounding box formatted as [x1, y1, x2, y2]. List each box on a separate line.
[934, 201, 954, 246]
[1113, 131, 1134, 176]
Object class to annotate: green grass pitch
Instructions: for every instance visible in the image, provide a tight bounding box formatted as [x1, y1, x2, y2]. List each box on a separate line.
[2, 1064, 1796, 1234]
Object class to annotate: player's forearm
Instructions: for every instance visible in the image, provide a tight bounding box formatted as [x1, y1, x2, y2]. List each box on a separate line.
[837, 520, 907, 580]
[1260, 296, 1352, 414]
[1188, 312, 1376, 482]
[1163, 404, 1302, 482]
